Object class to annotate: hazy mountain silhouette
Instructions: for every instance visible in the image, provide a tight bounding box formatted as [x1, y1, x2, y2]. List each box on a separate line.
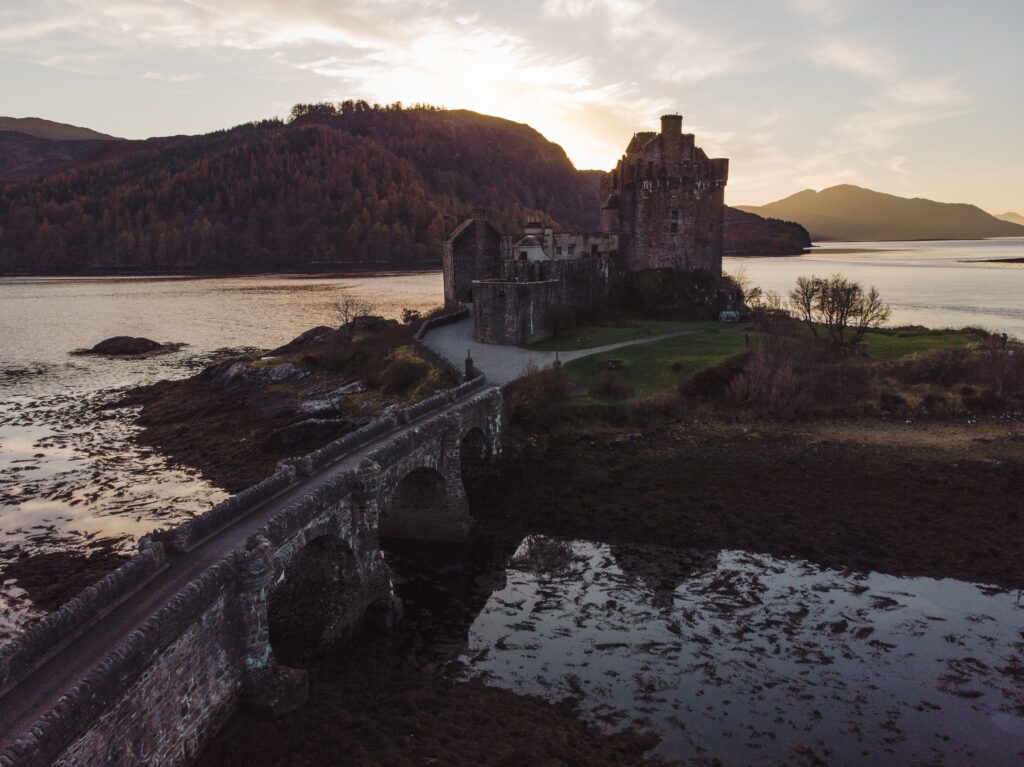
[0, 117, 120, 141]
[996, 211, 1024, 227]
[737, 185, 1024, 241]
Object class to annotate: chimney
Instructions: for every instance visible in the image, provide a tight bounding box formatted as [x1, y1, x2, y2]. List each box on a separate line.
[660, 114, 683, 135]
[443, 215, 452, 238]
[473, 206, 487, 221]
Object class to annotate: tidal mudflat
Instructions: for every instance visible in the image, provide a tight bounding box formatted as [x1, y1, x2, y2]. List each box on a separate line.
[461, 537, 1024, 765]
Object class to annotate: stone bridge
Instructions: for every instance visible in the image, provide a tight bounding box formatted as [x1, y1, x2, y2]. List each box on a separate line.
[0, 372, 506, 767]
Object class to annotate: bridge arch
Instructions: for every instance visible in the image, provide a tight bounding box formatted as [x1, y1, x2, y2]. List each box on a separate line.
[380, 463, 469, 541]
[460, 426, 491, 479]
[267, 533, 362, 664]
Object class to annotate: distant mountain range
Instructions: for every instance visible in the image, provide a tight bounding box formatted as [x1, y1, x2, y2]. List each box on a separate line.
[0, 109, 807, 272]
[996, 211, 1024, 227]
[737, 185, 1024, 242]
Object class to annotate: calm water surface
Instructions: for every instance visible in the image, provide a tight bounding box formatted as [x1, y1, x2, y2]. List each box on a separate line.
[726, 238, 1024, 338]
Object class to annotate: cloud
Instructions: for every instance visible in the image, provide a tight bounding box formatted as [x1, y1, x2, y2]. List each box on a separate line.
[811, 39, 901, 79]
[143, 71, 201, 82]
[885, 76, 969, 109]
[785, 0, 850, 26]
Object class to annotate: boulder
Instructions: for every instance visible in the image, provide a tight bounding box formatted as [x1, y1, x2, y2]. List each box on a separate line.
[83, 336, 167, 356]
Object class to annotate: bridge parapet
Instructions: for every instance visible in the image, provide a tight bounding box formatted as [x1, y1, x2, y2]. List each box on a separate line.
[0, 352, 503, 766]
[0, 539, 167, 697]
[1, 552, 245, 767]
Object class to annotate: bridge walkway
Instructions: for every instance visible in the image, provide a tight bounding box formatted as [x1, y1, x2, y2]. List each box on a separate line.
[0, 385, 497, 754]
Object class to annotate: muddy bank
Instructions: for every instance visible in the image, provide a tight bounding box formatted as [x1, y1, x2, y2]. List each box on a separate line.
[467, 419, 1024, 589]
[200, 635, 671, 767]
[117, 320, 455, 492]
[1, 536, 129, 613]
[198, 537, 674, 767]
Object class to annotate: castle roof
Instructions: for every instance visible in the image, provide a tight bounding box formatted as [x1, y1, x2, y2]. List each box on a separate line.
[515, 234, 545, 247]
[446, 215, 500, 244]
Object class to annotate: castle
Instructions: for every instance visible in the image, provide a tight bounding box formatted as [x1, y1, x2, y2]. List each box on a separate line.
[443, 114, 729, 344]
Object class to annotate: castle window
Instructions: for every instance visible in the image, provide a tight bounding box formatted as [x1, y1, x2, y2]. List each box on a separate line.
[670, 210, 679, 234]
[567, 244, 575, 256]
[556, 246, 562, 256]
[520, 251, 528, 260]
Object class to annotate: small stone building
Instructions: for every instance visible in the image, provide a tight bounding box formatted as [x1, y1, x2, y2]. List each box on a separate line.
[442, 209, 502, 306]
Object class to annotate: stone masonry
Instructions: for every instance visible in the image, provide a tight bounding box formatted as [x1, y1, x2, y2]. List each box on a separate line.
[0, 375, 505, 767]
[441, 113, 729, 346]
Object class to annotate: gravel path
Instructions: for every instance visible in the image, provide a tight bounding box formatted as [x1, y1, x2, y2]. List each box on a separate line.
[422, 315, 702, 384]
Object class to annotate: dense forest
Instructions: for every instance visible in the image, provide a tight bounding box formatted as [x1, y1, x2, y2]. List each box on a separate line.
[0, 102, 602, 272]
[723, 207, 811, 255]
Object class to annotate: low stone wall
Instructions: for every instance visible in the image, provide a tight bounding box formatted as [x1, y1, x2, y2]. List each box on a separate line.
[245, 473, 357, 552]
[154, 471, 295, 554]
[4, 555, 243, 767]
[0, 541, 166, 696]
[472, 279, 559, 345]
[414, 308, 470, 380]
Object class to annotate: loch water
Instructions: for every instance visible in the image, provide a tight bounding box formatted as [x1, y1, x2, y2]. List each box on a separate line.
[0, 246, 1023, 763]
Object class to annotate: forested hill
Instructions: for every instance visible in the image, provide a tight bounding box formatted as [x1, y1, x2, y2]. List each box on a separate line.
[0, 103, 602, 273]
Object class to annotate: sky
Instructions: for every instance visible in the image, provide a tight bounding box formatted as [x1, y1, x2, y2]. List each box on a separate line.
[1, 0, 1022, 213]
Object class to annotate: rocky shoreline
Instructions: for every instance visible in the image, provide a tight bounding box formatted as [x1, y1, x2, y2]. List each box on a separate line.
[3, 320, 1022, 765]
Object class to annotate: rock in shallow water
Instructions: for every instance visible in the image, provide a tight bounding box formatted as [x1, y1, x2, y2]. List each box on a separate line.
[78, 336, 179, 357]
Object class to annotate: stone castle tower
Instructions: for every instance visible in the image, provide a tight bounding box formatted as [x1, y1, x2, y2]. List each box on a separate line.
[601, 114, 729, 273]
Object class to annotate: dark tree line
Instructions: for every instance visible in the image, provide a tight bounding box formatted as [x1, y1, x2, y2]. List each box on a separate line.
[0, 104, 600, 272]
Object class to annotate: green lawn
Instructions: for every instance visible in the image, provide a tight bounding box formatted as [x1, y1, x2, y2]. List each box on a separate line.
[525, 320, 715, 352]
[859, 328, 976, 362]
[563, 326, 751, 401]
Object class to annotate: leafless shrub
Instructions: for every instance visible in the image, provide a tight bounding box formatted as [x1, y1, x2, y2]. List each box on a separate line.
[334, 294, 378, 341]
[511, 362, 569, 427]
[788, 274, 890, 344]
[726, 335, 808, 416]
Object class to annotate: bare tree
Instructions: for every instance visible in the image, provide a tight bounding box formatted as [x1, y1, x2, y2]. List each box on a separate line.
[849, 285, 891, 344]
[788, 274, 890, 344]
[334, 295, 377, 341]
[789, 275, 821, 338]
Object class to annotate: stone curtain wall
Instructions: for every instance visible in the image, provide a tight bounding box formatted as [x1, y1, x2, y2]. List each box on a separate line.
[472, 279, 560, 345]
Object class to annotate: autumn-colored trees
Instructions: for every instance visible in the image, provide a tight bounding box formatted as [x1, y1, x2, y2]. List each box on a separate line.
[0, 105, 600, 272]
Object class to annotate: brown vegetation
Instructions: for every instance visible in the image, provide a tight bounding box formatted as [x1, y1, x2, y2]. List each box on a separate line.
[468, 419, 1024, 589]
[118, 318, 455, 491]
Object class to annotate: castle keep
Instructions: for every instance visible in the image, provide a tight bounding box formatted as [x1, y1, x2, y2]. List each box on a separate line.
[442, 114, 729, 345]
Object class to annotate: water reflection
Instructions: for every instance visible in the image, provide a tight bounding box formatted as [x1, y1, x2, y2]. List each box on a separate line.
[460, 537, 1024, 766]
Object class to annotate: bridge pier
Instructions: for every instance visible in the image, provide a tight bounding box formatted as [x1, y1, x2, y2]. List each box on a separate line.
[236, 536, 308, 718]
